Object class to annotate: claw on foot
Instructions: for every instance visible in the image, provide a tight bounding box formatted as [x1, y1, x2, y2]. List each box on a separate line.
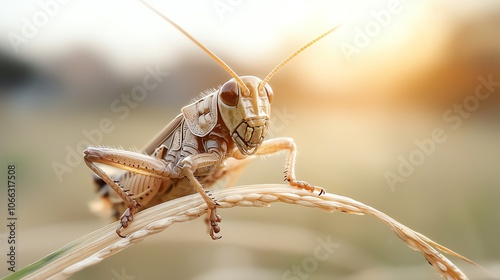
[116, 206, 138, 238]
[116, 225, 126, 238]
[208, 207, 222, 240]
[288, 180, 325, 196]
[318, 188, 326, 196]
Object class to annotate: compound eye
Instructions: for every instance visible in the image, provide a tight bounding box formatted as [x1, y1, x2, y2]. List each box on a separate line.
[264, 83, 274, 103]
[220, 81, 239, 107]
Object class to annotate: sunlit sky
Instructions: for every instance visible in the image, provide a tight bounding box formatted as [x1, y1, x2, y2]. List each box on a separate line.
[0, 3, 499, 279]
[1, 0, 497, 104]
[1, 0, 425, 75]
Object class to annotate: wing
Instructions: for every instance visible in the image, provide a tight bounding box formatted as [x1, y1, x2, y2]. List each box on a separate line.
[140, 113, 184, 155]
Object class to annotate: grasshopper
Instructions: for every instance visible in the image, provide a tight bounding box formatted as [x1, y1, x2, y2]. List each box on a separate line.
[84, 0, 336, 240]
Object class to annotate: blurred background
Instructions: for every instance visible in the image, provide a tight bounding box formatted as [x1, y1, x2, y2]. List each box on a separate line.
[1, 0, 499, 279]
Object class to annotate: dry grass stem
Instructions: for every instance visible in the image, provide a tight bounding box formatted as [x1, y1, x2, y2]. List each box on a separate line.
[12, 184, 475, 280]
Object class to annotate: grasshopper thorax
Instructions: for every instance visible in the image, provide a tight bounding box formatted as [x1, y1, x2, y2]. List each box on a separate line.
[218, 76, 273, 155]
[139, 1, 337, 154]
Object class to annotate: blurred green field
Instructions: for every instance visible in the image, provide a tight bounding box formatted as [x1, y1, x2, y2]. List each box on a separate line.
[1, 0, 499, 279]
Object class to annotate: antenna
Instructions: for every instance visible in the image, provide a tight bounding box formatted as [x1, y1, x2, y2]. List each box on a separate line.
[258, 26, 340, 94]
[139, 0, 250, 95]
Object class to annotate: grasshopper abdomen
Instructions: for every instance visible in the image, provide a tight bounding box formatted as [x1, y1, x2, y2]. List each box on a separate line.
[86, 1, 335, 239]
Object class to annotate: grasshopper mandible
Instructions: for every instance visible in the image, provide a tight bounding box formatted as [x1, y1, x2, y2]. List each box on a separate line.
[84, 0, 337, 240]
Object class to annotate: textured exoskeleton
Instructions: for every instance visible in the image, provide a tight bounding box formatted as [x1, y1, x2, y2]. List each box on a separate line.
[85, 1, 335, 239]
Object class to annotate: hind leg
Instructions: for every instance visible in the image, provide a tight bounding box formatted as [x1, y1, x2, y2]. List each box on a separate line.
[84, 146, 168, 237]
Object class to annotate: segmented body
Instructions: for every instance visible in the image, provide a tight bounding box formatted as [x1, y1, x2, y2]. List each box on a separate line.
[85, 2, 333, 238]
[94, 92, 236, 218]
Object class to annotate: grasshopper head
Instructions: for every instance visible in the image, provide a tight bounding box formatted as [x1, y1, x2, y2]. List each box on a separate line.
[140, 2, 337, 154]
[218, 76, 273, 155]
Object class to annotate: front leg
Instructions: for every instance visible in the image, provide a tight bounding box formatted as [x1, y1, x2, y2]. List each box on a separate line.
[233, 137, 325, 195]
[179, 153, 223, 240]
